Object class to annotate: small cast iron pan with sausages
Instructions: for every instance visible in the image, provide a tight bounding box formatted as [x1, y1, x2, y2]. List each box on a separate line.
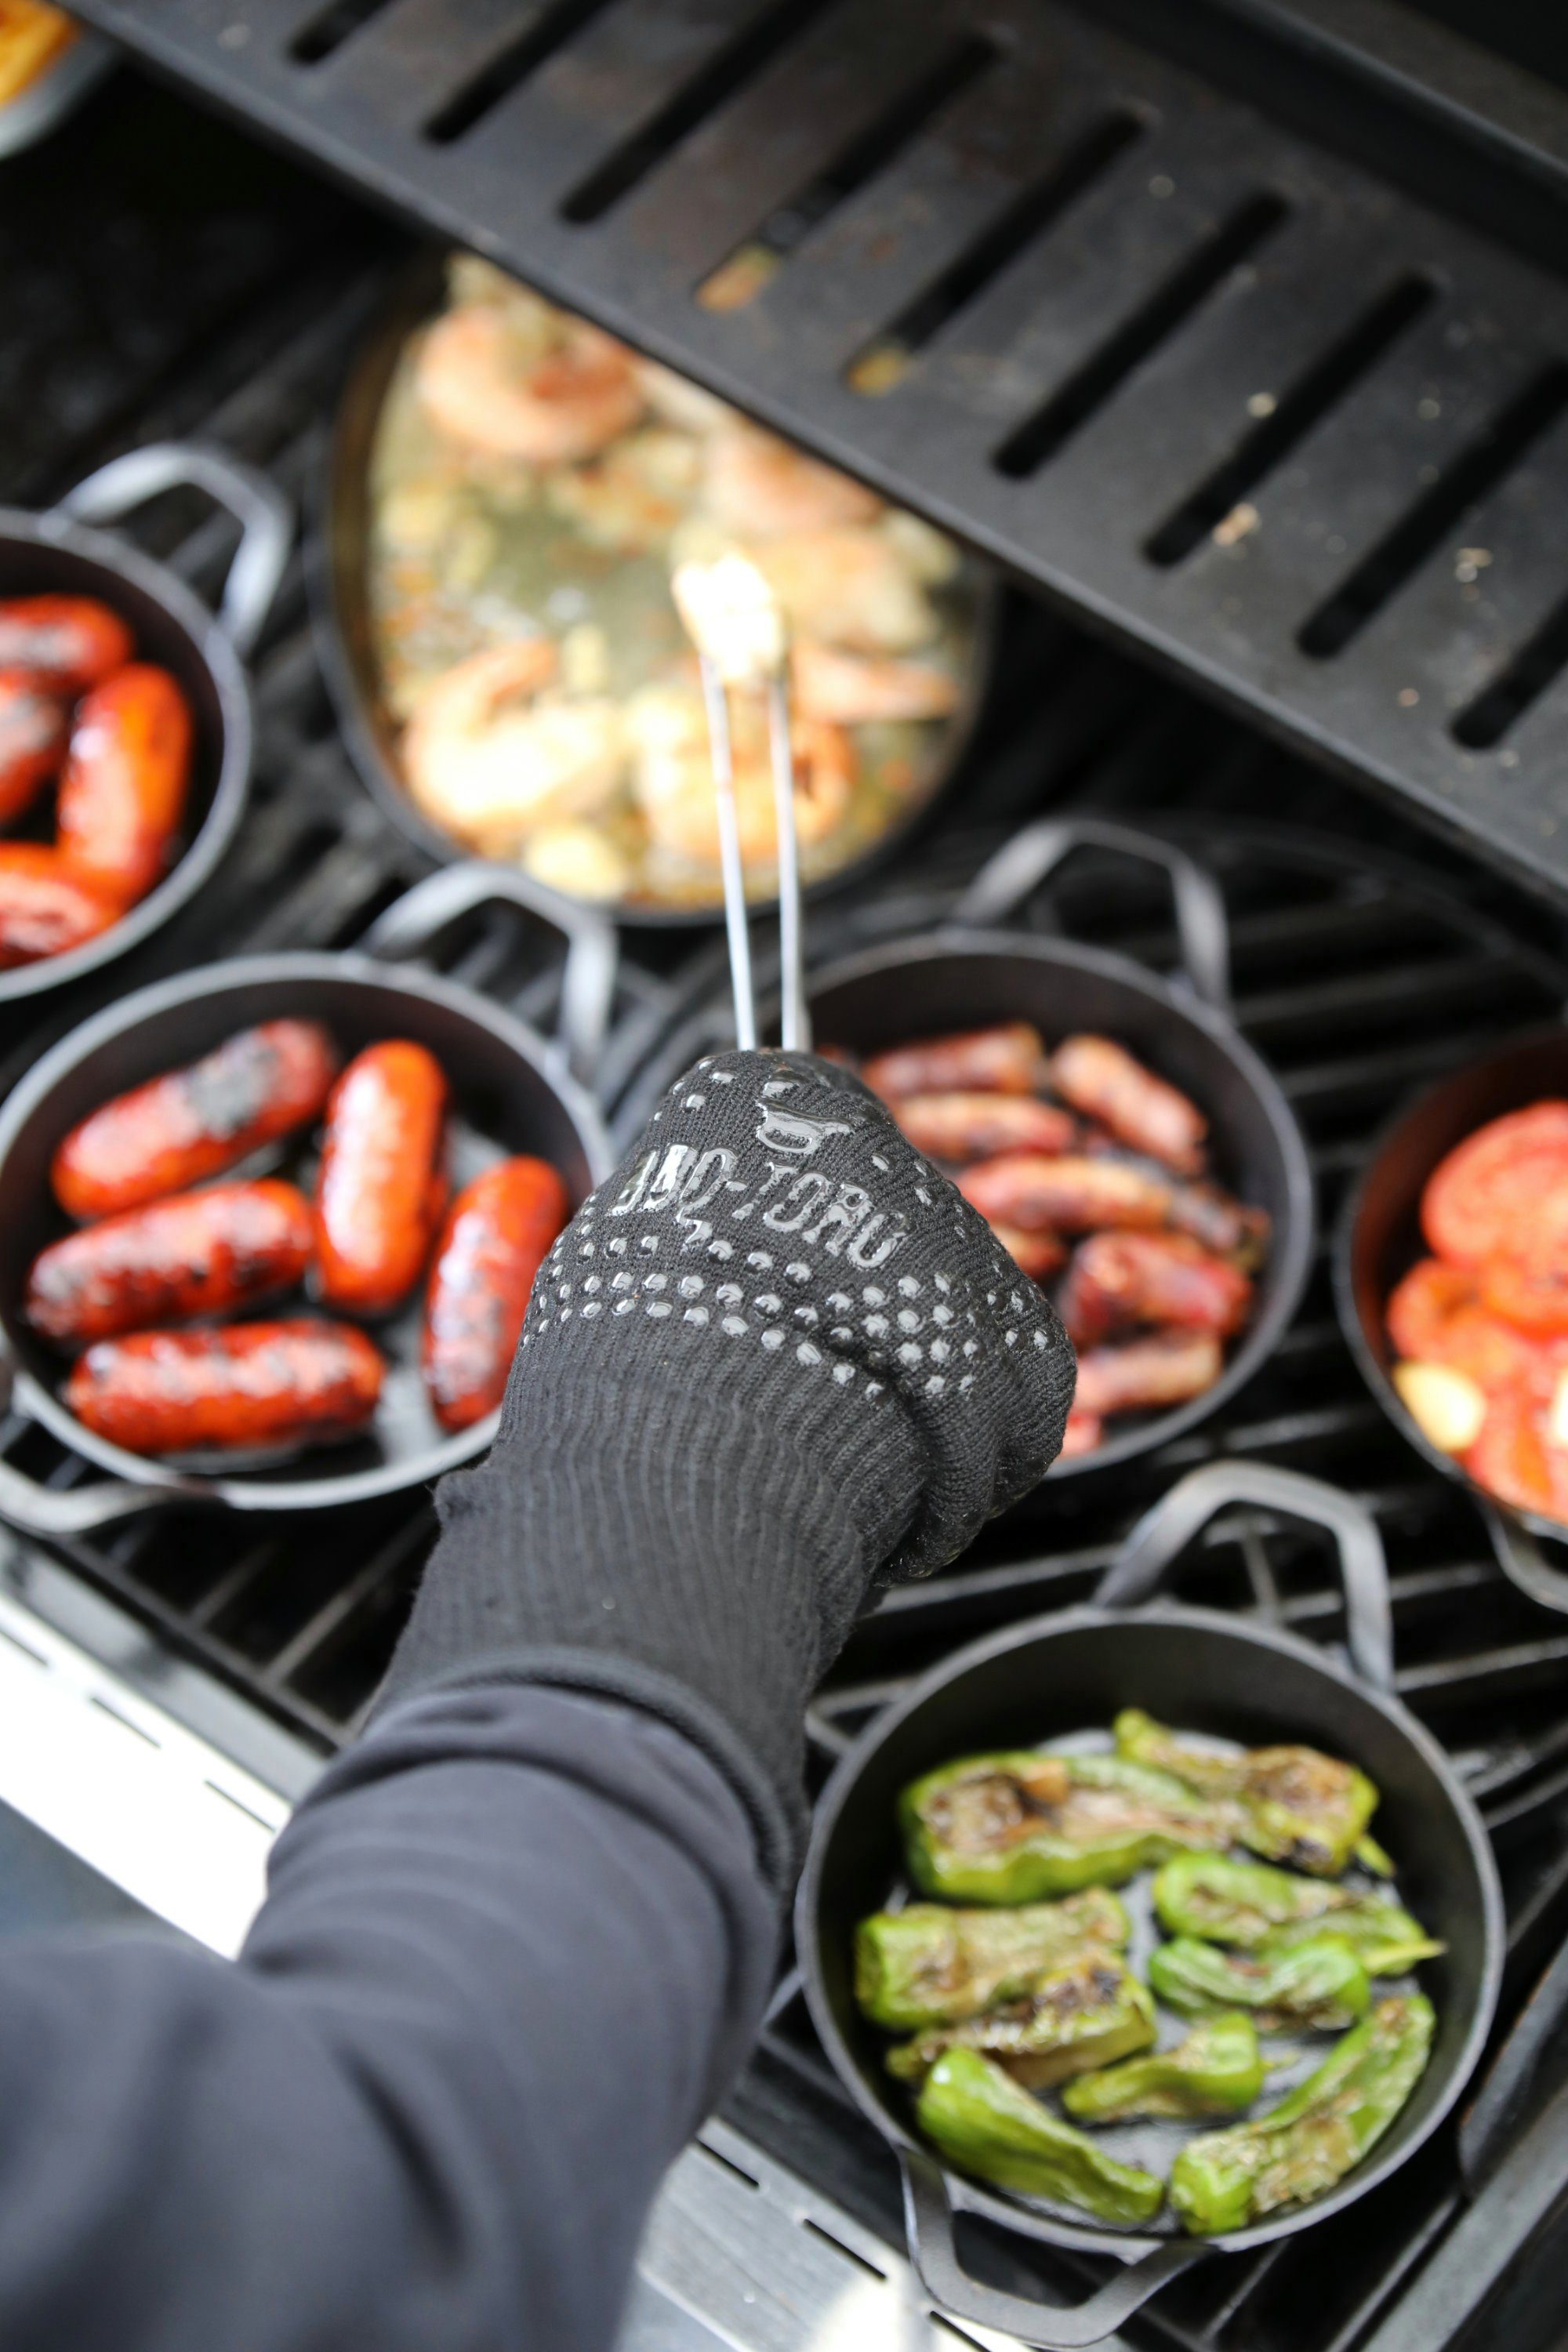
[0, 442, 289, 1001]
[0, 865, 614, 1532]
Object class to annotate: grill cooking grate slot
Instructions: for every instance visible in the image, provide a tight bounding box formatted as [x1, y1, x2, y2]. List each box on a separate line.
[289, 0, 394, 63]
[424, 0, 624, 143]
[1453, 582, 1568, 748]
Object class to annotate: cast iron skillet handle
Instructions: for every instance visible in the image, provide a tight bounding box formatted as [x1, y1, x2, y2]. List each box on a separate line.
[1458, 1936, 1568, 2190]
[55, 441, 292, 657]
[361, 862, 617, 1090]
[1094, 1461, 1396, 1696]
[902, 2150, 1206, 2348]
[949, 817, 1232, 1014]
[1476, 1499, 1568, 1616]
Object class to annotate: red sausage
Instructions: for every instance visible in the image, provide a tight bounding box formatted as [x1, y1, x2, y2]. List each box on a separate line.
[1073, 1330, 1224, 1417]
[0, 670, 67, 823]
[422, 1156, 571, 1430]
[1058, 1232, 1253, 1347]
[65, 1320, 384, 1456]
[0, 843, 123, 967]
[52, 1021, 339, 1221]
[1058, 1406, 1105, 1460]
[0, 595, 133, 691]
[861, 1023, 1047, 1102]
[986, 1221, 1067, 1280]
[24, 1180, 314, 1348]
[959, 1153, 1173, 1235]
[1051, 1036, 1208, 1178]
[56, 663, 194, 905]
[315, 1041, 448, 1313]
[892, 1093, 1076, 1165]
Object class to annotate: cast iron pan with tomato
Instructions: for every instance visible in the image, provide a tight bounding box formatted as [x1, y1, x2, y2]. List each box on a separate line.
[1336, 1025, 1568, 1612]
[0, 864, 613, 1534]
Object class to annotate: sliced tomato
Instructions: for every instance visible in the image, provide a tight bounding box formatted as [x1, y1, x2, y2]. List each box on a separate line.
[1465, 1385, 1568, 1524]
[1423, 1102, 1568, 1269]
[1387, 1258, 1475, 1358]
[1386, 1255, 1567, 1396]
[1480, 1248, 1568, 1335]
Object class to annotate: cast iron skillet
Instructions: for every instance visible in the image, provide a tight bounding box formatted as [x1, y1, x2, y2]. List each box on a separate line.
[1337, 1023, 1568, 1614]
[313, 245, 1000, 930]
[0, 863, 615, 1533]
[0, 441, 290, 1001]
[802, 815, 1315, 1478]
[798, 1461, 1503, 2349]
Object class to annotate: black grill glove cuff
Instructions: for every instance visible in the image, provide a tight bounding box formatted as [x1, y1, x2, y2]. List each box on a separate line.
[381, 1050, 1075, 1882]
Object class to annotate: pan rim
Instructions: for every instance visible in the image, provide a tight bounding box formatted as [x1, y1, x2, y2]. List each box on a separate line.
[0, 503, 252, 1003]
[797, 1595, 1503, 2262]
[0, 949, 613, 1508]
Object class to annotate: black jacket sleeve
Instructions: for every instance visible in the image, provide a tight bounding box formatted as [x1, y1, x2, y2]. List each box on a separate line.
[0, 1681, 777, 2352]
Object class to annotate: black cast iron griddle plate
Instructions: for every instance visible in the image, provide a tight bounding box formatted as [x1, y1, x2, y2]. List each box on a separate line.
[67, 0, 1568, 904]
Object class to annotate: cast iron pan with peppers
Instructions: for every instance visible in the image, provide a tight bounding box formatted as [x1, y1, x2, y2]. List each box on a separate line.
[0, 442, 289, 1000]
[802, 818, 1315, 1482]
[0, 863, 613, 1535]
[797, 1463, 1501, 2349]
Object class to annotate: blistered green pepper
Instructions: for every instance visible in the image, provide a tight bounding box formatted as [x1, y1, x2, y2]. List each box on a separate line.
[916, 2048, 1166, 2224]
[1169, 1994, 1435, 2235]
[1152, 1853, 1443, 1975]
[1062, 2012, 1265, 2123]
[1148, 1934, 1370, 2030]
[1114, 1709, 1382, 1878]
[899, 1749, 1246, 1904]
[887, 1954, 1156, 2089]
[855, 1888, 1131, 2033]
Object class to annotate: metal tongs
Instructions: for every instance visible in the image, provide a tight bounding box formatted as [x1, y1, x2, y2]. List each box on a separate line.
[672, 554, 810, 1052]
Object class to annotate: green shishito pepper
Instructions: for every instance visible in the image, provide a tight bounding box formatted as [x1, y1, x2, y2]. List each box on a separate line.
[887, 1953, 1156, 2089]
[1149, 1934, 1370, 2030]
[1153, 1853, 1443, 1976]
[1169, 1994, 1435, 2235]
[1062, 2012, 1265, 2123]
[899, 1749, 1246, 1904]
[855, 1889, 1131, 2033]
[917, 2048, 1166, 2225]
[1114, 1710, 1383, 1878]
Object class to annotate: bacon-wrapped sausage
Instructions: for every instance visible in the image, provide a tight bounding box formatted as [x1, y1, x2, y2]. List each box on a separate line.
[1073, 1330, 1224, 1417]
[52, 1020, 339, 1221]
[0, 594, 132, 691]
[423, 1156, 571, 1430]
[314, 1040, 448, 1314]
[0, 670, 67, 823]
[0, 843, 122, 967]
[1059, 1232, 1253, 1347]
[1058, 1406, 1105, 1460]
[1051, 1035, 1207, 1177]
[985, 1221, 1067, 1279]
[892, 1092, 1075, 1165]
[959, 1153, 1173, 1235]
[861, 1022, 1047, 1102]
[56, 664, 194, 906]
[24, 1180, 313, 1348]
[65, 1319, 384, 1456]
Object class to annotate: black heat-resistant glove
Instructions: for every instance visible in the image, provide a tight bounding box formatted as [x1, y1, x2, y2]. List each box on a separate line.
[380, 1050, 1075, 1886]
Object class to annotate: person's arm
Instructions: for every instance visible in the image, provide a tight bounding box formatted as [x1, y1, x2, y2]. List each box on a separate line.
[0, 1049, 1073, 2352]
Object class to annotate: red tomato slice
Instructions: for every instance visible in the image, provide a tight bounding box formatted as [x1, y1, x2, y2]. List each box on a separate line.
[1423, 1102, 1568, 1269]
[1480, 1249, 1568, 1335]
[1387, 1258, 1475, 1358]
[1386, 1255, 1568, 1396]
[1466, 1385, 1568, 1523]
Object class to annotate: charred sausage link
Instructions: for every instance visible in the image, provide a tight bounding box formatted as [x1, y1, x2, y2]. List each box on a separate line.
[892, 1092, 1076, 1164]
[24, 1180, 314, 1347]
[959, 1153, 1173, 1235]
[0, 670, 67, 823]
[65, 1320, 384, 1455]
[1073, 1330, 1224, 1417]
[0, 594, 133, 691]
[0, 844, 122, 967]
[56, 663, 194, 905]
[861, 1022, 1047, 1102]
[985, 1221, 1067, 1279]
[52, 1020, 339, 1221]
[1051, 1035, 1208, 1177]
[1059, 1232, 1253, 1347]
[423, 1156, 571, 1431]
[314, 1040, 448, 1314]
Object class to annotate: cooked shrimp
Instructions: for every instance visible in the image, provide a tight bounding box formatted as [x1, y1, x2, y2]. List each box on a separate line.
[545, 426, 703, 553]
[402, 641, 626, 854]
[704, 423, 883, 539]
[521, 822, 633, 902]
[757, 528, 939, 652]
[626, 683, 852, 866]
[415, 302, 644, 464]
[790, 641, 960, 724]
[633, 357, 732, 436]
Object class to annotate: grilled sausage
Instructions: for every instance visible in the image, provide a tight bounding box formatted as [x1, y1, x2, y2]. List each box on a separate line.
[986, 1221, 1067, 1279]
[0, 669, 67, 822]
[0, 594, 133, 691]
[861, 1022, 1047, 1102]
[1059, 1231, 1253, 1347]
[959, 1153, 1173, 1235]
[24, 1180, 313, 1348]
[56, 663, 194, 905]
[0, 842, 123, 967]
[315, 1040, 448, 1314]
[1051, 1035, 1208, 1177]
[423, 1156, 571, 1431]
[65, 1319, 384, 1456]
[1058, 1406, 1105, 1460]
[52, 1020, 339, 1221]
[1073, 1330, 1224, 1417]
[892, 1092, 1076, 1165]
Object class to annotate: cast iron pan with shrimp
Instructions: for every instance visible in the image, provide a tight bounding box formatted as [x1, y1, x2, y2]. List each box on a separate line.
[313, 248, 999, 929]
